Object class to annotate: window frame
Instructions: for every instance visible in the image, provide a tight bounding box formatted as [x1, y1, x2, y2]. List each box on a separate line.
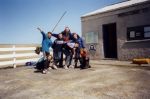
[127, 25, 150, 41]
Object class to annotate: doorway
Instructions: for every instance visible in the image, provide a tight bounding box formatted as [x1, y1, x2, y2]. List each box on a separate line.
[103, 23, 117, 59]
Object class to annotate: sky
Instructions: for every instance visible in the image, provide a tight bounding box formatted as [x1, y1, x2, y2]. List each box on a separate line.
[0, 0, 124, 44]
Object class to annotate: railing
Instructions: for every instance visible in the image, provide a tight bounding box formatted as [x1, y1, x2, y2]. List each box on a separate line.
[0, 44, 40, 68]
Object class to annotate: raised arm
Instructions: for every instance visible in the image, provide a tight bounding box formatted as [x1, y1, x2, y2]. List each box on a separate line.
[37, 27, 46, 38]
[37, 27, 43, 32]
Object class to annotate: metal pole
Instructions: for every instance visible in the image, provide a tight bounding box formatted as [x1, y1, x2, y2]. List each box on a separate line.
[52, 11, 67, 32]
[13, 45, 16, 68]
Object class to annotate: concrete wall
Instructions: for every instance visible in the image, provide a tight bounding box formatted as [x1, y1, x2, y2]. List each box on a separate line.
[81, 2, 150, 60]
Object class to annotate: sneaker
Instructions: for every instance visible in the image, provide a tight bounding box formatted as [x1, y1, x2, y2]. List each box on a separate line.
[47, 67, 52, 71]
[52, 65, 58, 70]
[69, 65, 74, 68]
[64, 65, 68, 69]
[42, 70, 47, 74]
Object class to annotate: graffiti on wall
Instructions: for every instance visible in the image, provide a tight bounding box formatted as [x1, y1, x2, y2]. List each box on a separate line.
[89, 44, 96, 56]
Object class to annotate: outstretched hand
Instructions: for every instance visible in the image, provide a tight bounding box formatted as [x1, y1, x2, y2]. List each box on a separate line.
[37, 27, 42, 32]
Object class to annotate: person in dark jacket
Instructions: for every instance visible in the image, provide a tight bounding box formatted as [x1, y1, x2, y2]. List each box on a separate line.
[52, 27, 74, 68]
[61, 27, 73, 42]
[74, 42, 81, 68]
[52, 27, 73, 42]
[52, 33, 64, 69]
[61, 27, 74, 67]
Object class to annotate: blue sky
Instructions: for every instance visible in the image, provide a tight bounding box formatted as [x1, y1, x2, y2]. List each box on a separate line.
[0, 0, 124, 44]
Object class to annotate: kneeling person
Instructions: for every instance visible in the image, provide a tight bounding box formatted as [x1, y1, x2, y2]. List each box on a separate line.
[72, 33, 91, 69]
[80, 48, 91, 69]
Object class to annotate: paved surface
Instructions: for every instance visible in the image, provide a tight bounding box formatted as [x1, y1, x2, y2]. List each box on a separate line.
[0, 60, 150, 99]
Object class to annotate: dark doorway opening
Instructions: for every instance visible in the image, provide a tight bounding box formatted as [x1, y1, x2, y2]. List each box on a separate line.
[103, 23, 117, 59]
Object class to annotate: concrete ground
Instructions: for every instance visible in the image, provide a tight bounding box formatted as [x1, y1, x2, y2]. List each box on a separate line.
[0, 60, 150, 99]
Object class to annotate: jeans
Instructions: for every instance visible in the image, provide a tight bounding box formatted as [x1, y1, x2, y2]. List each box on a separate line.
[53, 51, 63, 67]
[63, 49, 73, 67]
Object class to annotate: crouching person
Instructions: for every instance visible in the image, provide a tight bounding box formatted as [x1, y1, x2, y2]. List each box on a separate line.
[80, 49, 91, 69]
[72, 33, 91, 69]
[74, 43, 91, 69]
[52, 33, 64, 69]
[37, 27, 52, 74]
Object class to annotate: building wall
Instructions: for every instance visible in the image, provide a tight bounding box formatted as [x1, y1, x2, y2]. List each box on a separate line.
[81, 2, 150, 60]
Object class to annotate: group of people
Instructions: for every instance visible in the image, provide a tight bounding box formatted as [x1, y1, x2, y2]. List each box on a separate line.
[36, 27, 90, 74]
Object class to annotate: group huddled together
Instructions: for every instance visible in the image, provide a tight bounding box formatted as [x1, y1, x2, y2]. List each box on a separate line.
[35, 27, 90, 74]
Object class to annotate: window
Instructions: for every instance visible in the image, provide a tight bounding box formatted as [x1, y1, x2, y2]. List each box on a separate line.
[85, 32, 98, 44]
[144, 27, 150, 38]
[127, 25, 150, 41]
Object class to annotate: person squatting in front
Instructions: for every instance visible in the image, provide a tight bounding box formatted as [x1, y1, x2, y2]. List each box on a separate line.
[37, 27, 52, 74]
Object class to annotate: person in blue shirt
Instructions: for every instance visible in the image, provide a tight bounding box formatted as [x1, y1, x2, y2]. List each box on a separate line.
[37, 27, 52, 74]
[72, 33, 85, 68]
[72, 33, 85, 49]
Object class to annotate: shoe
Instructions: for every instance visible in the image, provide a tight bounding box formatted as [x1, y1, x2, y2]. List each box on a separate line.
[69, 65, 74, 68]
[88, 65, 91, 68]
[52, 65, 58, 70]
[64, 65, 68, 69]
[74, 66, 78, 68]
[74, 64, 78, 68]
[42, 70, 47, 74]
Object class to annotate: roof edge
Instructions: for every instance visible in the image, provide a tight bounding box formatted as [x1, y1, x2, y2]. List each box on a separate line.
[81, 0, 149, 18]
